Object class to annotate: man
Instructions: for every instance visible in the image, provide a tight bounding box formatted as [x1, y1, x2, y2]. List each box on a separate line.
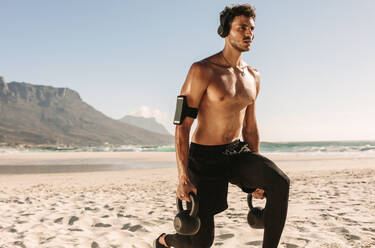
[154, 4, 290, 248]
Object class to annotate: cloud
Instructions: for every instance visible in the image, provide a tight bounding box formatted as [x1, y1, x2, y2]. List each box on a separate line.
[129, 105, 174, 135]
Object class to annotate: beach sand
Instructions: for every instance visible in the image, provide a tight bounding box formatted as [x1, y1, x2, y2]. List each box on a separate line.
[0, 152, 374, 247]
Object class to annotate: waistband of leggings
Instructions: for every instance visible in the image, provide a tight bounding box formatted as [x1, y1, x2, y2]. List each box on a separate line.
[189, 139, 241, 153]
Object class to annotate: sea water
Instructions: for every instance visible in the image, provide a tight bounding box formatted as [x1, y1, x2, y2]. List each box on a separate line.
[2, 140, 373, 154]
[1, 140, 374, 174]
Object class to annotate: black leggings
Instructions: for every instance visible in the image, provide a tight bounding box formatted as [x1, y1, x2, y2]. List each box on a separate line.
[165, 139, 290, 248]
[166, 213, 215, 248]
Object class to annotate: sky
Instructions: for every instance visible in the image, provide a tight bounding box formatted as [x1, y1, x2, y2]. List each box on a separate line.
[1, 0, 374, 142]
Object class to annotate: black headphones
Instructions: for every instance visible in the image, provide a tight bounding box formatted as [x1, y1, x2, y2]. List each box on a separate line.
[217, 10, 232, 38]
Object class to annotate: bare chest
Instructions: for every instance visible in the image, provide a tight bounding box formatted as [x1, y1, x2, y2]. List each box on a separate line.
[205, 68, 257, 108]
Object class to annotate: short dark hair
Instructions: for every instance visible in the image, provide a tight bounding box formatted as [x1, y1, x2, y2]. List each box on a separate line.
[218, 4, 256, 36]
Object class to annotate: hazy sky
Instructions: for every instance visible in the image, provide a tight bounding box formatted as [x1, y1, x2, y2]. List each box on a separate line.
[1, 1, 374, 142]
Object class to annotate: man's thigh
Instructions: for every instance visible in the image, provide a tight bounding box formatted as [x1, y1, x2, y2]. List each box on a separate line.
[227, 151, 289, 193]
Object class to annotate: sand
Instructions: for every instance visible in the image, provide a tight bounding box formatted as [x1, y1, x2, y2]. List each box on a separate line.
[0, 152, 374, 247]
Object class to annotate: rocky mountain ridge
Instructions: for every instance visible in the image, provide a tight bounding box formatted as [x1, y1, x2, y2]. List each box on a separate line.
[0, 77, 173, 146]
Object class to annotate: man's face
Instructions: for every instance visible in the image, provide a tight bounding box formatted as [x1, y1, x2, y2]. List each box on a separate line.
[226, 15, 255, 52]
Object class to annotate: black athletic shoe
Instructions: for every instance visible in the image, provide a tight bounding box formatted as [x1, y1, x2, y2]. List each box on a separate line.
[153, 233, 168, 248]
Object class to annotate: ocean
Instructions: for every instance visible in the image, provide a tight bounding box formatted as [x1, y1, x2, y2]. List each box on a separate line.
[1, 140, 375, 154]
[1, 140, 374, 174]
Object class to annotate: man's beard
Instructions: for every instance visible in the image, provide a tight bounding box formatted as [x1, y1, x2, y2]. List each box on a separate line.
[229, 37, 250, 52]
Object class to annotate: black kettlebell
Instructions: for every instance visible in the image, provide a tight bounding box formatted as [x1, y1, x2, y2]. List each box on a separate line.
[174, 192, 201, 235]
[247, 193, 265, 229]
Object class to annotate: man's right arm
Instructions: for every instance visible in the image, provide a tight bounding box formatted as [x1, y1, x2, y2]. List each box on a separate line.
[175, 61, 209, 201]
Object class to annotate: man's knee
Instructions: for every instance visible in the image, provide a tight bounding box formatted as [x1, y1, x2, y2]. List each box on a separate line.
[274, 168, 290, 189]
[283, 173, 291, 187]
[274, 172, 290, 199]
[264, 159, 290, 190]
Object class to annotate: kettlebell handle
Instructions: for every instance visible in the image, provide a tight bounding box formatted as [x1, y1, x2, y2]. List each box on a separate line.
[247, 193, 255, 210]
[177, 192, 199, 217]
[247, 191, 267, 210]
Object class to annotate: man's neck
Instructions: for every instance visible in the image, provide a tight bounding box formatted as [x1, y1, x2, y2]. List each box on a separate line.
[222, 44, 242, 67]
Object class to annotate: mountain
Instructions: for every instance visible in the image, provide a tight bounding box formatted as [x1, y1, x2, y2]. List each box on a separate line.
[0, 77, 173, 146]
[119, 115, 171, 135]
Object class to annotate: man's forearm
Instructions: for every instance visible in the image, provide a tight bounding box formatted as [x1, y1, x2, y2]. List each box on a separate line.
[175, 126, 191, 182]
[242, 129, 260, 153]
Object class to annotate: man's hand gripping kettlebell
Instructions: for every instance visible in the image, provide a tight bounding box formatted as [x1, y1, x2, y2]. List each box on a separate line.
[177, 175, 197, 202]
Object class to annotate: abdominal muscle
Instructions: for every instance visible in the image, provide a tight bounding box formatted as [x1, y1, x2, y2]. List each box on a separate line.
[191, 104, 247, 145]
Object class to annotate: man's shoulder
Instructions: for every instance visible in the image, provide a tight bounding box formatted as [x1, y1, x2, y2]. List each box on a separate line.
[193, 54, 218, 67]
[184, 60, 212, 85]
[188, 61, 208, 76]
[188, 55, 218, 76]
[200, 52, 222, 65]
[246, 65, 260, 77]
[246, 65, 260, 93]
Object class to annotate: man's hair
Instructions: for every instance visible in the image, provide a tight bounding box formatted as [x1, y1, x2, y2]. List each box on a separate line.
[218, 4, 256, 37]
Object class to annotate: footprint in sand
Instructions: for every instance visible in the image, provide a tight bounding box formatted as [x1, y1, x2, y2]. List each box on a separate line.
[296, 226, 309, 233]
[68, 228, 84, 232]
[361, 227, 375, 233]
[94, 223, 112, 227]
[103, 204, 114, 211]
[54, 217, 63, 223]
[245, 240, 262, 245]
[69, 216, 79, 225]
[296, 237, 310, 244]
[329, 226, 349, 234]
[216, 233, 234, 240]
[283, 243, 299, 248]
[85, 207, 100, 212]
[121, 223, 146, 232]
[124, 214, 138, 218]
[328, 227, 361, 241]
[91, 241, 99, 248]
[13, 241, 26, 248]
[20, 213, 34, 216]
[344, 233, 361, 241]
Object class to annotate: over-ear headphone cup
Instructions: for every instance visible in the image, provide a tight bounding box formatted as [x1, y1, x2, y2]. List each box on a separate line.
[218, 10, 231, 38]
[217, 26, 225, 37]
[217, 25, 229, 38]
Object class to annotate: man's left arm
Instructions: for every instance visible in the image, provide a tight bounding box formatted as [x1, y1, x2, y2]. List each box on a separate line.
[243, 68, 264, 199]
[242, 68, 260, 153]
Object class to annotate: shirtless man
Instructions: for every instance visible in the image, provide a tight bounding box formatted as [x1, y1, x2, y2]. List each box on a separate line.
[154, 4, 290, 248]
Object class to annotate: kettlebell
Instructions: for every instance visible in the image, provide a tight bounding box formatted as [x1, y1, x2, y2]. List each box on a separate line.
[247, 193, 265, 229]
[174, 192, 201, 235]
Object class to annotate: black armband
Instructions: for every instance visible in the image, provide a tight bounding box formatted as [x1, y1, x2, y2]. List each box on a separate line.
[173, 95, 198, 125]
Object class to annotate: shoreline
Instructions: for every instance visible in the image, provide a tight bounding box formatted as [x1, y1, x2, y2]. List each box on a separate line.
[1, 152, 375, 174]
